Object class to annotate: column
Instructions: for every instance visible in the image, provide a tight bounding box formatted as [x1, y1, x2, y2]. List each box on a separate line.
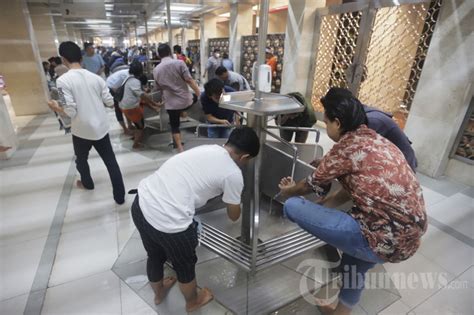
[28, 4, 58, 60]
[0, 0, 49, 115]
[404, 0, 473, 182]
[280, 0, 325, 95]
[199, 13, 218, 79]
[229, 3, 254, 75]
[54, 17, 69, 43]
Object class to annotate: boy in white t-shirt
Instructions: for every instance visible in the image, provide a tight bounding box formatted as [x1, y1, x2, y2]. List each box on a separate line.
[132, 126, 260, 312]
[47, 41, 125, 204]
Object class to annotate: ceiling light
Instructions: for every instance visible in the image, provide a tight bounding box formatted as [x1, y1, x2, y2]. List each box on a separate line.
[219, 12, 230, 18]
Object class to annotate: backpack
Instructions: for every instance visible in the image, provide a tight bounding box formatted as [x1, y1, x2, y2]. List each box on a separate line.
[115, 76, 133, 102]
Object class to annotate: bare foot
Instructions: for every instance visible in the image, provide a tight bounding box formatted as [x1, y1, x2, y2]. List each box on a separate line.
[154, 277, 177, 305]
[76, 180, 85, 189]
[317, 304, 336, 315]
[186, 287, 213, 312]
[124, 129, 134, 136]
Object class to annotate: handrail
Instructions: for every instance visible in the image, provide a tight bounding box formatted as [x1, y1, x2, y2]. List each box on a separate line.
[194, 123, 239, 137]
[266, 125, 321, 142]
[262, 127, 298, 179]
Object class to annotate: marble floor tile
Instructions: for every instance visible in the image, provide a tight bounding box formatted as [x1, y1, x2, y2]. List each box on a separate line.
[418, 225, 473, 276]
[410, 267, 473, 315]
[42, 271, 121, 315]
[48, 221, 118, 287]
[417, 174, 468, 198]
[427, 193, 474, 239]
[0, 236, 47, 300]
[0, 293, 28, 315]
[382, 252, 456, 309]
[378, 300, 411, 315]
[120, 280, 156, 315]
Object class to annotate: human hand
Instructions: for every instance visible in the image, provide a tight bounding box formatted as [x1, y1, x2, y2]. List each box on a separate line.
[278, 176, 296, 196]
[221, 120, 231, 126]
[47, 100, 61, 112]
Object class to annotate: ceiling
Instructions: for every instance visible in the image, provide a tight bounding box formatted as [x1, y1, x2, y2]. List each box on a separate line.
[26, 0, 259, 39]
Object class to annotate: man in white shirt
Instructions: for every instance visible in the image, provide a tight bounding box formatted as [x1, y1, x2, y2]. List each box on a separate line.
[215, 66, 251, 91]
[106, 67, 131, 135]
[48, 41, 126, 204]
[132, 126, 260, 312]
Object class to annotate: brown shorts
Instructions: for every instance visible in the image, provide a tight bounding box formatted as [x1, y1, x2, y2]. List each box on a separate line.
[122, 105, 144, 123]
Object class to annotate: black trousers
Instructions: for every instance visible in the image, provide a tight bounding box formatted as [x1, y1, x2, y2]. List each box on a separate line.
[72, 134, 125, 204]
[279, 129, 309, 143]
[109, 89, 124, 123]
[131, 195, 198, 283]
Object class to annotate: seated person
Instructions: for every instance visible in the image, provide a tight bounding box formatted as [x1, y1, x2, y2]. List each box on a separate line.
[200, 78, 238, 138]
[119, 61, 161, 149]
[279, 88, 426, 315]
[276, 92, 316, 143]
[215, 66, 251, 91]
[132, 127, 260, 312]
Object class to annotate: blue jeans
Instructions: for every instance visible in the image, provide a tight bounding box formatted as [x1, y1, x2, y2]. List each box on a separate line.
[284, 197, 385, 308]
[207, 126, 231, 138]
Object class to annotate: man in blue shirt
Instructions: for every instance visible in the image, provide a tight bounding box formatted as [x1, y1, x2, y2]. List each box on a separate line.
[82, 42, 105, 76]
[200, 79, 237, 138]
[364, 105, 417, 171]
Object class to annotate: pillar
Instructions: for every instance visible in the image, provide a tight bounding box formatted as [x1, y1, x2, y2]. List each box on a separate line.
[54, 17, 69, 43]
[280, 0, 326, 95]
[229, 3, 254, 75]
[0, 0, 49, 115]
[28, 4, 58, 60]
[404, 0, 473, 183]
[200, 13, 218, 79]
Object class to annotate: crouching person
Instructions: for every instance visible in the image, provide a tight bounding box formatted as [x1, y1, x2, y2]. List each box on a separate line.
[132, 126, 260, 312]
[278, 88, 426, 315]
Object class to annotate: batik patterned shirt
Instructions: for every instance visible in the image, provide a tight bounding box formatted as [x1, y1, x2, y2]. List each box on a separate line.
[306, 125, 427, 263]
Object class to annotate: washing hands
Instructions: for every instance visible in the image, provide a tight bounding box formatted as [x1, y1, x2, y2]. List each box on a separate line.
[278, 176, 296, 197]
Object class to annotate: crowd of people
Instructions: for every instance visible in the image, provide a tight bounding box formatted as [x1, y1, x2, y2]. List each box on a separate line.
[44, 40, 425, 315]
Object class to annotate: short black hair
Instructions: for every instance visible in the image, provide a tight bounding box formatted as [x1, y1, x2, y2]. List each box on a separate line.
[59, 41, 82, 63]
[129, 61, 143, 77]
[222, 52, 229, 59]
[138, 74, 148, 86]
[54, 56, 62, 65]
[226, 126, 260, 157]
[158, 44, 171, 58]
[320, 87, 368, 134]
[213, 48, 221, 53]
[84, 42, 93, 50]
[173, 45, 182, 54]
[204, 78, 224, 98]
[215, 66, 228, 76]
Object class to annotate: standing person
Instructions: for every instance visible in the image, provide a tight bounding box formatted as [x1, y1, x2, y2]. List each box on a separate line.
[153, 44, 200, 153]
[173, 45, 186, 62]
[47, 41, 126, 204]
[106, 66, 131, 135]
[203, 49, 222, 82]
[190, 46, 200, 79]
[215, 66, 250, 91]
[132, 126, 260, 311]
[119, 62, 161, 149]
[221, 52, 234, 71]
[265, 48, 277, 74]
[276, 92, 316, 143]
[200, 79, 237, 138]
[82, 42, 106, 77]
[279, 88, 426, 315]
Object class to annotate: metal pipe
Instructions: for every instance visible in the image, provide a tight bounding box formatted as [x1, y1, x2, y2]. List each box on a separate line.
[144, 12, 151, 73]
[262, 128, 298, 179]
[255, 0, 270, 100]
[266, 125, 321, 142]
[166, 0, 172, 47]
